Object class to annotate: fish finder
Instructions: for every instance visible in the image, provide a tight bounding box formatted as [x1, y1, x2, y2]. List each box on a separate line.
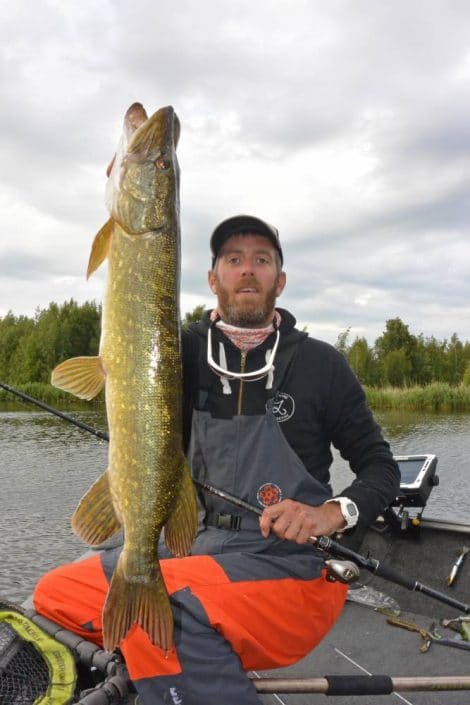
[378, 454, 440, 533]
[392, 454, 439, 508]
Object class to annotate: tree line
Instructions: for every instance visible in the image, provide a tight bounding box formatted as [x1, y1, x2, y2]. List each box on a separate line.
[336, 317, 470, 387]
[1, 302, 469, 388]
[0, 300, 208, 386]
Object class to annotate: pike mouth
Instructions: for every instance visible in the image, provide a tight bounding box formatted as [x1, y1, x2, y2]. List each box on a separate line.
[122, 225, 166, 241]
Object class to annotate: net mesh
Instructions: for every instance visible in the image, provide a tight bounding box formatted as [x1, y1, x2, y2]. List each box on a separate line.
[0, 621, 50, 704]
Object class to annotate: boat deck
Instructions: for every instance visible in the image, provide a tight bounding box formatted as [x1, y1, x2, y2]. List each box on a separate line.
[256, 600, 470, 705]
[256, 520, 470, 704]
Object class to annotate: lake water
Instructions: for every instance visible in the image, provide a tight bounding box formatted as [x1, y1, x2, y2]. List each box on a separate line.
[0, 404, 469, 603]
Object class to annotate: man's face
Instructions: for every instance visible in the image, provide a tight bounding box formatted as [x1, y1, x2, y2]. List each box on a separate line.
[208, 233, 286, 328]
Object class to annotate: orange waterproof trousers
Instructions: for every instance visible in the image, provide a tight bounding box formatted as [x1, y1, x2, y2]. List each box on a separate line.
[34, 548, 347, 704]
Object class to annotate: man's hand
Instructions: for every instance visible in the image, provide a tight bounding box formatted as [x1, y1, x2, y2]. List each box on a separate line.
[259, 499, 346, 544]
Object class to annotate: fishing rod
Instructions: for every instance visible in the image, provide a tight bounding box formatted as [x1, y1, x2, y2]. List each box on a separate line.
[3, 380, 470, 615]
[0, 381, 109, 442]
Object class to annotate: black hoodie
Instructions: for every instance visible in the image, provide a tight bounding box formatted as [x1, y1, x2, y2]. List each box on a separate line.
[182, 308, 400, 527]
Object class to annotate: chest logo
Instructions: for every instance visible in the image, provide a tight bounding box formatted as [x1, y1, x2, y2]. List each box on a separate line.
[270, 391, 295, 423]
[257, 482, 283, 507]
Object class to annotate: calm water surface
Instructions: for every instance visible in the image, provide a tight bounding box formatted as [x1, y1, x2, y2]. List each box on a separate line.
[0, 404, 469, 602]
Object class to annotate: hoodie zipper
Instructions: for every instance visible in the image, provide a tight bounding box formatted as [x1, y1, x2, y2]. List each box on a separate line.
[237, 351, 247, 415]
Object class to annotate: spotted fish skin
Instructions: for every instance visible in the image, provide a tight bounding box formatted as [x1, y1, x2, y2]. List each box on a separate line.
[51, 106, 197, 652]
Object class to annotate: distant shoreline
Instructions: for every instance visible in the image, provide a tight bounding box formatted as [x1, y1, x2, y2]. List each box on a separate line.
[1, 382, 470, 413]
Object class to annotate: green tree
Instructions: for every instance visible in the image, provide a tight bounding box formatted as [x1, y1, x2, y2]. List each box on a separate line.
[0, 313, 35, 383]
[347, 337, 376, 385]
[383, 349, 411, 387]
[414, 334, 446, 385]
[463, 361, 470, 386]
[375, 317, 415, 357]
[0, 301, 101, 385]
[335, 327, 351, 357]
[375, 318, 416, 385]
[446, 333, 465, 385]
[182, 304, 206, 330]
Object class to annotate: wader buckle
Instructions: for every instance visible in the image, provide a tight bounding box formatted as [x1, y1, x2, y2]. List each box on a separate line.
[207, 512, 242, 531]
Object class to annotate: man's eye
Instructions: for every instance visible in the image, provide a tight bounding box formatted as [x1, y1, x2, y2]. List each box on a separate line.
[227, 256, 240, 264]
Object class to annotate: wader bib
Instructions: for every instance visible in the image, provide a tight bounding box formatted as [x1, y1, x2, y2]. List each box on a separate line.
[190, 401, 332, 562]
[34, 344, 348, 705]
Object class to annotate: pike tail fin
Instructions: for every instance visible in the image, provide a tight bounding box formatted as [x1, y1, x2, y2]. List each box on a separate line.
[164, 458, 198, 557]
[87, 218, 114, 278]
[102, 557, 173, 652]
[51, 356, 105, 400]
[71, 470, 121, 545]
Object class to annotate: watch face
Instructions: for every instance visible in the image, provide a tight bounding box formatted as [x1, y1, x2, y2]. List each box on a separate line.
[346, 502, 358, 517]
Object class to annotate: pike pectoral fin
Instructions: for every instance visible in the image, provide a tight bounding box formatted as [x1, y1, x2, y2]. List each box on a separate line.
[51, 356, 105, 400]
[87, 219, 114, 278]
[165, 459, 198, 557]
[71, 470, 121, 546]
[102, 559, 173, 652]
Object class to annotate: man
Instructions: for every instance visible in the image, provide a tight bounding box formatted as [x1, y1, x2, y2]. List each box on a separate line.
[34, 215, 400, 704]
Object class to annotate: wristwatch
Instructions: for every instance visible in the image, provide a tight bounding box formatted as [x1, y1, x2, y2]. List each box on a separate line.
[326, 497, 359, 530]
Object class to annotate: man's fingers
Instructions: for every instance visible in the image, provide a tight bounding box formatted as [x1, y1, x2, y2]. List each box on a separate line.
[259, 504, 285, 537]
[281, 513, 304, 542]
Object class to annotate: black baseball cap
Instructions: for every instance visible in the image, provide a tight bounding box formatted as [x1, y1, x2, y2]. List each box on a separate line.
[210, 215, 283, 267]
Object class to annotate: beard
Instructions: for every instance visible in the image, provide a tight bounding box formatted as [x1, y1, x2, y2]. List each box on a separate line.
[216, 279, 278, 328]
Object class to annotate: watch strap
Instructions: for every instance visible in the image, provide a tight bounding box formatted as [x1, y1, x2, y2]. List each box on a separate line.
[325, 496, 359, 530]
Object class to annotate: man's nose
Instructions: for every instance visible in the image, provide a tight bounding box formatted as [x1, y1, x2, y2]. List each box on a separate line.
[240, 258, 255, 275]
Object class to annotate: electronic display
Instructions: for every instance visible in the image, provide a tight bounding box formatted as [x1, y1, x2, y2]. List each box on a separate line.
[392, 454, 439, 507]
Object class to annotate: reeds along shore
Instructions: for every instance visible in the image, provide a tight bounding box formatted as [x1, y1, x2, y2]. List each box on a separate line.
[1, 382, 470, 413]
[365, 382, 470, 411]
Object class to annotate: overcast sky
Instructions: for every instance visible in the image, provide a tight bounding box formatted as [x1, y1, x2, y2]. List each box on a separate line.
[1, 0, 470, 346]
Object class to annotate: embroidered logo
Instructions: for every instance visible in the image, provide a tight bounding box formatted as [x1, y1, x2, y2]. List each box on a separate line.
[257, 482, 283, 507]
[270, 391, 295, 423]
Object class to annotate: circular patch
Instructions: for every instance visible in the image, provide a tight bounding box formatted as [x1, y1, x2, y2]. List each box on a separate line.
[257, 482, 283, 507]
[269, 391, 295, 423]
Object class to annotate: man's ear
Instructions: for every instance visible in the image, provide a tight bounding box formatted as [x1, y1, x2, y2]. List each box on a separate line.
[276, 272, 286, 297]
[208, 270, 218, 294]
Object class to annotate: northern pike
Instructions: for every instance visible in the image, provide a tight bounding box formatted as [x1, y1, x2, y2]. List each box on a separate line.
[51, 105, 197, 652]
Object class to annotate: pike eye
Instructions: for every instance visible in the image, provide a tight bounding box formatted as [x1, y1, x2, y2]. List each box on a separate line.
[156, 158, 170, 170]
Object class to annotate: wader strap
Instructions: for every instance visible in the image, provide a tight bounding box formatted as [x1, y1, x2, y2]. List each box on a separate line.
[205, 511, 242, 531]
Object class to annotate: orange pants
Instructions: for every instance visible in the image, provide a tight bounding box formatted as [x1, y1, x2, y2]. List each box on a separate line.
[34, 548, 347, 704]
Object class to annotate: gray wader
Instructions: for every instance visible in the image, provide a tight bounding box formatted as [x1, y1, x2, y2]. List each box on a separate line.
[102, 402, 335, 705]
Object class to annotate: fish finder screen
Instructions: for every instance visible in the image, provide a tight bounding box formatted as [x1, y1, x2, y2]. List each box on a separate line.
[397, 458, 426, 486]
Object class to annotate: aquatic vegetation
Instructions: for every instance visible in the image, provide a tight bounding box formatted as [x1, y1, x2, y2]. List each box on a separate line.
[365, 383, 470, 411]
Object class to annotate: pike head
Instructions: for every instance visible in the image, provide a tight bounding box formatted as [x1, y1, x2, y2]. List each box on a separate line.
[87, 105, 181, 278]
